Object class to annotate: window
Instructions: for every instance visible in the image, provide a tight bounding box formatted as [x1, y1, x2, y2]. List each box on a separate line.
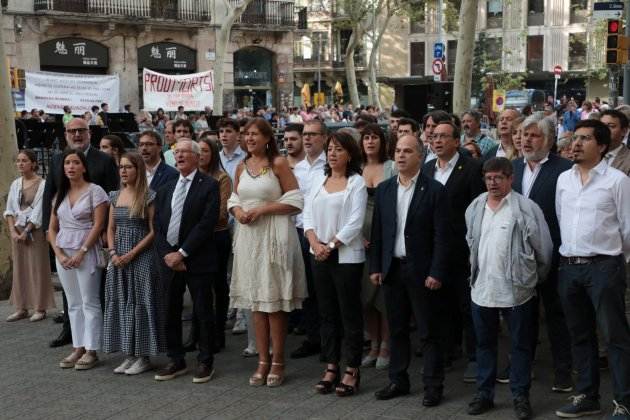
[487, 0, 503, 29]
[569, 33, 587, 70]
[410, 42, 425, 75]
[485, 37, 503, 71]
[528, 0, 544, 26]
[410, 15, 425, 34]
[570, 0, 588, 23]
[527, 35, 543, 72]
[447, 40, 457, 75]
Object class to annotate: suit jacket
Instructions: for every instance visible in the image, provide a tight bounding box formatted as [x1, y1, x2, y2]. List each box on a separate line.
[423, 154, 485, 263]
[149, 160, 179, 192]
[153, 170, 219, 275]
[42, 147, 119, 230]
[481, 144, 499, 162]
[369, 170, 451, 284]
[611, 145, 630, 176]
[512, 153, 572, 251]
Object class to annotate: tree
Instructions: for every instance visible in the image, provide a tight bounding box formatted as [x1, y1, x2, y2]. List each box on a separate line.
[212, 0, 255, 115]
[0, 7, 18, 298]
[451, 0, 479, 114]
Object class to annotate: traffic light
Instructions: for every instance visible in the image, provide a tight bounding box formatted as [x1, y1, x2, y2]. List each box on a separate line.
[606, 19, 629, 65]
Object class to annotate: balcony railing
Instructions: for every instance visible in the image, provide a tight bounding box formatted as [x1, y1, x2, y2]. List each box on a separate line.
[33, 0, 211, 21]
[231, 0, 295, 27]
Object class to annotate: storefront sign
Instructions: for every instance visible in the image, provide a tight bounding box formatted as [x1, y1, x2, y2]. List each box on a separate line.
[25, 71, 119, 113]
[142, 68, 214, 111]
[138, 42, 197, 71]
[39, 38, 109, 68]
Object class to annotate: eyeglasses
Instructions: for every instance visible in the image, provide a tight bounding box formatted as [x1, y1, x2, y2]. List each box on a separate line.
[138, 142, 158, 148]
[571, 134, 596, 143]
[484, 175, 507, 183]
[66, 128, 89, 135]
[119, 165, 135, 171]
[303, 132, 322, 137]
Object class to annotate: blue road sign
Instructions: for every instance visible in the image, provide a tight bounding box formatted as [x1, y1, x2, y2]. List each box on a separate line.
[433, 43, 444, 59]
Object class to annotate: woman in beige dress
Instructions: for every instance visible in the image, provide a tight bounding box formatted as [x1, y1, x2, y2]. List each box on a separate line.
[4, 149, 55, 322]
[229, 118, 307, 388]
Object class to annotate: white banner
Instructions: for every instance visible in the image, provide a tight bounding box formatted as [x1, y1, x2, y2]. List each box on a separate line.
[25, 71, 119, 114]
[142, 68, 214, 112]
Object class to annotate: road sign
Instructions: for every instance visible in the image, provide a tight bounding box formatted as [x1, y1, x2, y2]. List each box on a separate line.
[593, 2, 624, 20]
[432, 59, 444, 75]
[553, 65, 562, 79]
[433, 43, 445, 59]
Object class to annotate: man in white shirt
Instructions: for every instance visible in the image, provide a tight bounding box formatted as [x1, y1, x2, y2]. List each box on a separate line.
[465, 157, 552, 420]
[600, 109, 630, 176]
[290, 119, 327, 359]
[218, 118, 246, 182]
[283, 123, 305, 170]
[555, 119, 630, 419]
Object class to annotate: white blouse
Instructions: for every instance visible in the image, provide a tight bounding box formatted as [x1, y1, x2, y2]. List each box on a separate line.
[312, 188, 345, 243]
[3, 177, 46, 229]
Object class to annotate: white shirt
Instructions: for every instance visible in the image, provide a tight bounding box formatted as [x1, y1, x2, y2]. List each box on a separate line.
[311, 188, 345, 243]
[434, 152, 459, 186]
[556, 160, 630, 258]
[146, 160, 160, 186]
[471, 193, 522, 307]
[171, 170, 196, 209]
[219, 146, 246, 182]
[394, 170, 420, 258]
[521, 154, 549, 198]
[425, 146, 437, 163]
[496, 142, 507, 158]
[294, 151, 327, 228]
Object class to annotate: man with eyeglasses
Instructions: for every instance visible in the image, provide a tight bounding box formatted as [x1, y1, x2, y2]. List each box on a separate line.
[43, 117, 119, 348]
[138, 130, 178, 191]
[554, 119, 630, 419]
[289, 119, 327, 359]
[465, 157, 552, 420]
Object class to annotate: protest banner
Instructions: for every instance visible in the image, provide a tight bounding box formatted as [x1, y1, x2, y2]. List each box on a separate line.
[142, 68, 214, 111]
[25, 71, 119, 114]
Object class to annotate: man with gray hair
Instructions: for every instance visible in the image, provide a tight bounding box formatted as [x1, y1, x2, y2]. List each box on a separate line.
[511, 112, 574, 394]
[461, 110, 496, 155]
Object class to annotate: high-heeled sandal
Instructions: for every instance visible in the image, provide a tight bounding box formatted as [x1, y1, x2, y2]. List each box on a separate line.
[315, 366, 339, 394]
[249, 361, 269, 386]
[266, 362, 284, 387]
[335, 368, 360, 397]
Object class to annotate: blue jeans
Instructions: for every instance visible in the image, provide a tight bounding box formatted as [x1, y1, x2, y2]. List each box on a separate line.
[558, 255, 630, 405]
[472, 298, 536, 400]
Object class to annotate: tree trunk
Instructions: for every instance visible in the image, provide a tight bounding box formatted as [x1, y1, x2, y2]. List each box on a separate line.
[452, 0, 479, 115]
[0, 8, 18, 299]
[367, 12, 392, 108]
[212, 0, 254, 115]
[344, 25, 363, 107]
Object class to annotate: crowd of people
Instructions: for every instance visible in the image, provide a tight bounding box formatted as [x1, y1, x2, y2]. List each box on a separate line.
[4, 98, 630, 420]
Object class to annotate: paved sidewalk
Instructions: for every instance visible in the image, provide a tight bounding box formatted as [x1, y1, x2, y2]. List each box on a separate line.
[0, 293, 614, 420]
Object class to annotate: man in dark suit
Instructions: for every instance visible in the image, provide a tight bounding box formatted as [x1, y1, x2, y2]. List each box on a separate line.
[153, 139, 219, 384]
[370, 135, 451, 406]
[43, 117, 119, 348]
[423, 121, 485, 382]
[512, 112, 573, 393]
[137, 130, 179, 191]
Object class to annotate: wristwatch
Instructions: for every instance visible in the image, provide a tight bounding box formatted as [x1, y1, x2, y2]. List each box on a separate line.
[80, 246, 88, 253]
[328, 241, 336, 250]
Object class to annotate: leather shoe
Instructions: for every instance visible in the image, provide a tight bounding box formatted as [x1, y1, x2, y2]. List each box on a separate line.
[468, 393, 494, 415]
[374, 383, 409, 400]
[53, 314, 65, 324]
[422, 388, 443, 407]
[49, 327, 72, 348]
[513, 395, 532, 420]
[290, 340, 320, 359]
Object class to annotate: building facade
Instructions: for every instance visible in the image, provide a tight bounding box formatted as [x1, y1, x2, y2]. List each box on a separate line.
[3, 0, 299, 112]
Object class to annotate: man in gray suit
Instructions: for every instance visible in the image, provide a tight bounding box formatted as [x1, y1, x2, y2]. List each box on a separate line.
[600, 109, 630, 176]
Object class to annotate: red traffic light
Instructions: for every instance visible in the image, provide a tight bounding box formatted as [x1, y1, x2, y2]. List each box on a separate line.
[609, 20, 621, 34]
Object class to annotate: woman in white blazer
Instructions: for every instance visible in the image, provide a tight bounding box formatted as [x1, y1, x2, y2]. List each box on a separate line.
[303, 131, 367, 397]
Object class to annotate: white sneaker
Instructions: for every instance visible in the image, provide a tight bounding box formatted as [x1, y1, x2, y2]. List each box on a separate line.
[232, 317, 247, 335]
[125, 357, 152, 375]
[114, 357, 137, 374]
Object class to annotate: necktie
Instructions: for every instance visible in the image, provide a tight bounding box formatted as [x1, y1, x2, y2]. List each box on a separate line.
[167, 178, 189, 246]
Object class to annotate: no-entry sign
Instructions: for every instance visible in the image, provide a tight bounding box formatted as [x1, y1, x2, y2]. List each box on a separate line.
[432, 59, 444, 75]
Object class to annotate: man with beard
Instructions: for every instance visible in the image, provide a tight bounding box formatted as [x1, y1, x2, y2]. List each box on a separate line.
[137, 130, 178, 191]
[283, 123, 305, 169]
[461, 110, 496, 155]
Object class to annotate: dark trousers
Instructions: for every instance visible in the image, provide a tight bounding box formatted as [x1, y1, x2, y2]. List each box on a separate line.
[297, 228, 320, 345]
[558, 255, 630, 404]
[531, 262, 572, 378]
[166, 271, 215, 366]
[445, 264, 476, 362]
[472, 298, 536, 400]
[311, 251, 363, 367]
[384, 258, 446, 391]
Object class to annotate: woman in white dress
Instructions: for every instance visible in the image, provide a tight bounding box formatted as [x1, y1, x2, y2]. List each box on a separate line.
[228, 118, 307, 388]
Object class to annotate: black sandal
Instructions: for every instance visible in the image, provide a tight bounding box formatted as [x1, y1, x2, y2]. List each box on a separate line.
[335, 368, 360, 397]
[315, 366, 339, 394]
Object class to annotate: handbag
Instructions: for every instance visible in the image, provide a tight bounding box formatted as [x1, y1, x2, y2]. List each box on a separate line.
[89, 186, 109, 269]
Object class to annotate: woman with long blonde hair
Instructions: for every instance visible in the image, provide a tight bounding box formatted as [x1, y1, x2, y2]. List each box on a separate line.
[103, 152, 166, 375]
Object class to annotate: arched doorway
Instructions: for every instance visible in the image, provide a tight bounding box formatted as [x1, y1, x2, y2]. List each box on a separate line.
[233, 46, 274, 111]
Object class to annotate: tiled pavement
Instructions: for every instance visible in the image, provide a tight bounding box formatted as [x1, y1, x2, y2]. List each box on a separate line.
[0, 293, 615, 419]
